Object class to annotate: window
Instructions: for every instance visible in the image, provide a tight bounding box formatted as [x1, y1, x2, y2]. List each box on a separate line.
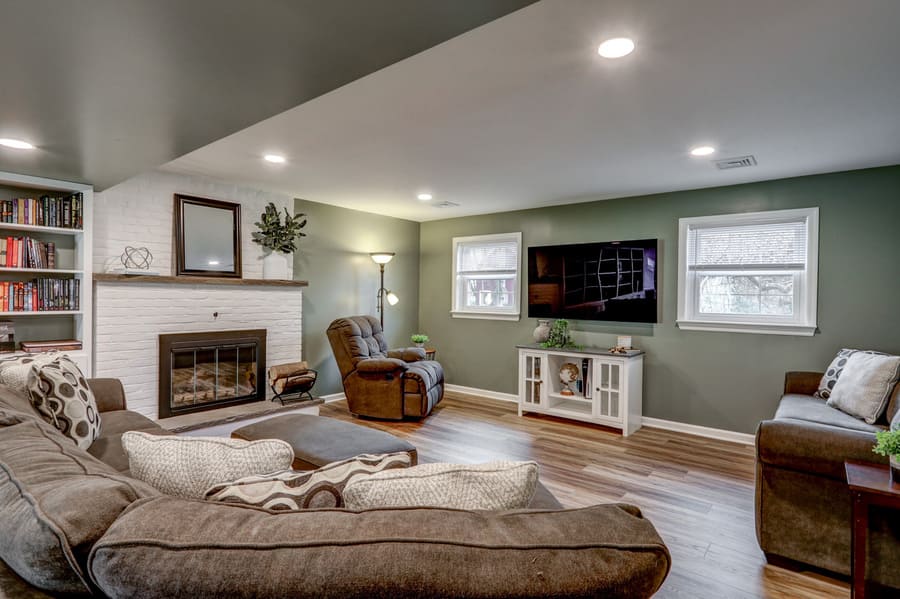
[677, 208, 818, 336]
[451, 232, 522, 320]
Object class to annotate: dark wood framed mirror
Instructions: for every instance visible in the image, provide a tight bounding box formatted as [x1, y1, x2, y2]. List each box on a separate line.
[174, 194, 242, 278]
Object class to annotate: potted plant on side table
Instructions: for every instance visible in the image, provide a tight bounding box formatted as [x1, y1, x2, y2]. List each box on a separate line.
[252, 202, 307, 279]
[411, 334, 429, 349]
[873, 428, 900, 483]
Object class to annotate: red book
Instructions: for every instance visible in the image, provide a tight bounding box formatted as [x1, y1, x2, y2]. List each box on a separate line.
[4, 237, 11, 268]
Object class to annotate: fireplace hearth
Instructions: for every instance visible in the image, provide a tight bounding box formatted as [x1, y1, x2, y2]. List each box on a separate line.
[158, 330, 266, 419]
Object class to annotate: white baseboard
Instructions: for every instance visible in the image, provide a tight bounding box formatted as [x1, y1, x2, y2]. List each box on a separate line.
[444, 383, 519, 403]
[641, 417, 755, 445]
[319, 392, 347, 404]
[445, 384, 754, 445]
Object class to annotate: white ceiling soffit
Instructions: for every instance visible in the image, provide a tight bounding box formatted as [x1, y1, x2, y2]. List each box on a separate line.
[163, 0, 900, 222]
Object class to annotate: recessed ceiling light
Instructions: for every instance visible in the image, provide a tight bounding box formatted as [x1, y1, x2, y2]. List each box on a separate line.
[264, 154, 286, 164]
[597, 38, 635, 59]
[0, 138, 35, 150]
[416, 193, 433, 201]
[690, 145, 716, 157]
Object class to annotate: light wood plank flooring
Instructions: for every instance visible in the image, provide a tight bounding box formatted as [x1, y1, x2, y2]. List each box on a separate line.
[320, 390, 849, 599]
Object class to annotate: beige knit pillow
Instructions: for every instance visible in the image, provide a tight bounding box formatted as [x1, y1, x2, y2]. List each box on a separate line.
[343, 461, 539, 511]
[122, 431, 294, 499]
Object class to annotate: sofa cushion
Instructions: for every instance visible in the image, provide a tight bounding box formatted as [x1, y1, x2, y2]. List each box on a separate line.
[122, 431, 294, 499]
[27, 356, 102, 449]
[205, 452, 412, 510]
[89, 497, 671, 599]
[774, 394, 885, 434]
[0, 419, 158, 594]
[884, 382, 900, 426]
[87, 411, 173, 473]
[826, 353, 900, 424]
[344, 461, 539, 511]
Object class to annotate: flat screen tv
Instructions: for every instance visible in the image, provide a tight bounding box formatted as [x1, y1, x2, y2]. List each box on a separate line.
[527, 239, 658, 323]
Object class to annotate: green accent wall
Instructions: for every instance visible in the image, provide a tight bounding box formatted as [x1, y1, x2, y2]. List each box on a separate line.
[418, 166, 900, 434]
[294, 199, 420, 396]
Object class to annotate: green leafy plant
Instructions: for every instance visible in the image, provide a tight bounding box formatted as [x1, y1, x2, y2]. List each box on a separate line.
[873, 429, 900, 458]
[411, 334, 429, 344]
[540, 319, 578, 349]
[252, 202, 307, 254]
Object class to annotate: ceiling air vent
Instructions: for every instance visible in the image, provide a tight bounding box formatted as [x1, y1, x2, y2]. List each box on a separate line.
[434, 200, 460, 208]
[714, 155, 757, 170]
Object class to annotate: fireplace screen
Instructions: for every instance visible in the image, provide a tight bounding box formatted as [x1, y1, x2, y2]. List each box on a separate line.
[159, 330, 266, 418]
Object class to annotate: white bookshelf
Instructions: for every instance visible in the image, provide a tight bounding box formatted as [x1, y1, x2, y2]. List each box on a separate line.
[0, 171, 92, 375]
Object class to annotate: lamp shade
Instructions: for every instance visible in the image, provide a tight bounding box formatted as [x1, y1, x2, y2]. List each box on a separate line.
[386, 291, 400, 306]
[370, 252, 395, 265]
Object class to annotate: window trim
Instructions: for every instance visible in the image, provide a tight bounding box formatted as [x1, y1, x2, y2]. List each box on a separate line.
[676, 207, 819, 336]
[451, 232, 522, 321]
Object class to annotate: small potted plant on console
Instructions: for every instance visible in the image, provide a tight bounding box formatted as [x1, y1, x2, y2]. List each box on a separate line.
[873, 427, 900, 483]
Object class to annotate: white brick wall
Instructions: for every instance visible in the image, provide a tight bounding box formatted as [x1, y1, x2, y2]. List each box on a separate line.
[93, 170, 303, 419]
[94, 169, 293, 278]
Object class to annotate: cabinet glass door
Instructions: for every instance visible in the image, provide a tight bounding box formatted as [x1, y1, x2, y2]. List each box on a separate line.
[523, 354, 543, 406]
[595, 361, 621, 420]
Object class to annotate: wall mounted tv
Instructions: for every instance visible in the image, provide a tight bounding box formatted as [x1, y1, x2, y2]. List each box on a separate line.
[527, 239, 658, 323]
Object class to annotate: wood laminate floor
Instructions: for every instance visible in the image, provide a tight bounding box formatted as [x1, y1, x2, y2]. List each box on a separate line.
[320, 390, 849, 599]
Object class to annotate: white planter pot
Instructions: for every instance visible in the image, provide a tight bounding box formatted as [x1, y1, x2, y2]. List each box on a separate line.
[262, 251, 289, 280]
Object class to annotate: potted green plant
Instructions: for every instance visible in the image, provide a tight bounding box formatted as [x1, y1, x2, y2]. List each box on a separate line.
[541, 319, 577, 349]
[411, 334, 429, 348]
[252, 202, 307, 279]
[873, 428, 900, 483]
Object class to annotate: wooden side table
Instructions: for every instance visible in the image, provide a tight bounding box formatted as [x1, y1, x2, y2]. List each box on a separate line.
[844, 460, 900, 599]
[424, 348, 436, 360]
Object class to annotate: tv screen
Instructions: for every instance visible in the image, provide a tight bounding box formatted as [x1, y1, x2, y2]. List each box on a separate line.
[527, 239, 658, 323]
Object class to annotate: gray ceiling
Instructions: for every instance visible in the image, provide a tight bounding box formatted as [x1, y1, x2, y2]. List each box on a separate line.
[0, 0, 536, 189]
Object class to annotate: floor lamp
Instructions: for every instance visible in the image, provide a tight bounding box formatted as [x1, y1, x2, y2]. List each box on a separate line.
[370, 252, 399, 329]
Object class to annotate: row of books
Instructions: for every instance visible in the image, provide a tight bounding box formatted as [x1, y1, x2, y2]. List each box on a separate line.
[0, 279, 80, 312]
[0, 237, 56, 269]
[0, 193, 84, 229]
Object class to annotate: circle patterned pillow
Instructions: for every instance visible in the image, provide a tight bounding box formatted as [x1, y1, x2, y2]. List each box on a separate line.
[26, 356, 101, 449]
[0, 352, 59, 393]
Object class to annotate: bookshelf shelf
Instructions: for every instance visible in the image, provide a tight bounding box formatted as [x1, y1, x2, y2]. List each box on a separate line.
[0, 311, 82, 316]
[0, 170, 92, 375]
[0, 268, 83, 275]
[0, 223, 83, 235]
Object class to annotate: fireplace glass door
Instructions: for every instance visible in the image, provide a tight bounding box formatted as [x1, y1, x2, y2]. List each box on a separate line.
[170, 343, 258, 411]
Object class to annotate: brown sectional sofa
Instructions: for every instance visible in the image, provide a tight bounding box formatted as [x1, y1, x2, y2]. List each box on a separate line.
[0, 379, 672, 598]
[756, 371, 900, 595]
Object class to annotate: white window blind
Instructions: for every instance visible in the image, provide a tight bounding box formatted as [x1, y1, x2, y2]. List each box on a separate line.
[451, 232, 522, 320]
[677, 208, 819, 336]
[686, 219, 808, 270]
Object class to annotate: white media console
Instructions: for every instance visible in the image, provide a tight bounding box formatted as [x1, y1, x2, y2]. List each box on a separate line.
[517, 344, 644, 436]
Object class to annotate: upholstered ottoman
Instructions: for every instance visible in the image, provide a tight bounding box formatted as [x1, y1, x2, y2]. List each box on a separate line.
[231, 414, 417, 470]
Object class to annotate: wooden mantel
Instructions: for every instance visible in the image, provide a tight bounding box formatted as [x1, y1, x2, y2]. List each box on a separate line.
[93, 273, 308, 287]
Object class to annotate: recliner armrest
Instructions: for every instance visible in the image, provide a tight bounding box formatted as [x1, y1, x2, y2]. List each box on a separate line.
[356, 358, 408, 374]
[387, 347, 426, 362]
[756, 418, 885, 481]
[783, 371, 823, 395]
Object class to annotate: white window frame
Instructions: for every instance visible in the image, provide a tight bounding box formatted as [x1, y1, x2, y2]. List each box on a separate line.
[676, 207, 819, 336]
[451, 232, 522, 321]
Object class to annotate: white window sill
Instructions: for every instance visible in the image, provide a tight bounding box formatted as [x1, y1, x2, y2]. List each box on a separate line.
[676, 319, 817, 336]
[451, 311, 520, 321]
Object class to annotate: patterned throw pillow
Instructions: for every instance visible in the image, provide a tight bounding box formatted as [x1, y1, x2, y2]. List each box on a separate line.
[0, 352, 58, 393]
[205, 452, 412, 510]
[121, 431, 294, 499]
[26, 355, 101, 449]
[816, 349, 888, 399]
[343, 460, 539, 511]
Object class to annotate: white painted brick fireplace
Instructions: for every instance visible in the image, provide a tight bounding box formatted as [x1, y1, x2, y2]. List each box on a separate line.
[92, 170, 304, 420]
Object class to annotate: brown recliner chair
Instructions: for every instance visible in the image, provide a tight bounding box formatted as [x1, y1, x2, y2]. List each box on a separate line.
[326, 315, 444, 419]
